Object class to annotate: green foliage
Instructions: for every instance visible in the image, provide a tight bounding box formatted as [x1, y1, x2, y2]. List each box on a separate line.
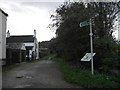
[40, 53, 50, 59]
[94, 37, 119, 71]
[49, 2, 120, 72]
[116, 43, 120, 68]
[53, 57, 120, 88]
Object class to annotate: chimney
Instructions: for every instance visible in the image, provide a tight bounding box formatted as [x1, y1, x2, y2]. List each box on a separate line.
[7, 30, 10, 38]
[34, 29, 36, 38]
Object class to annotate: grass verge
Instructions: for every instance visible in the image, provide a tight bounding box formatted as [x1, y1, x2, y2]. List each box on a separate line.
[53, 56, 120, 88]
[40, 54, 56, 60]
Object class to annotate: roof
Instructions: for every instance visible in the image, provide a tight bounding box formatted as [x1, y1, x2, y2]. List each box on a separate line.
[6, 43, 26, 50]
[7, 35, 34, 43]
[0, 8, 8, 16]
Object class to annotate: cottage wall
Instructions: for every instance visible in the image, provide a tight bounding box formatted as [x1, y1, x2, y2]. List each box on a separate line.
[24, 43, 34, 46]
[0, 9, 7, 65]
[36, 40, 39, 59]
[0, 11, 2, 63]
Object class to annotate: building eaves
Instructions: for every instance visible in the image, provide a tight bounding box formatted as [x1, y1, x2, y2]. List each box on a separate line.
[0, 8, 8, 17]
[6, 35, 34, 43]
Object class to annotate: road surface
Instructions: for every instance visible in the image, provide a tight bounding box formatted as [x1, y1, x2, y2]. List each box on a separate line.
[2, 60, 78, 88]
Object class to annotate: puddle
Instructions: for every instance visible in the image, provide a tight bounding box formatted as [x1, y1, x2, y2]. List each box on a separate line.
[15, 72, 26, 78]
[14, 84, 31, 88]
[16, 74, 33, 79]
[16, 75, 24, 78]
[26, 76, 32, 79]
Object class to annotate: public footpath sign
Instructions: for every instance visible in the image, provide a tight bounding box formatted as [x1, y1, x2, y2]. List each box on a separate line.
[81, 53, 96, 61]
[80, 18, 95, 75]
[80, 21, 90, 27]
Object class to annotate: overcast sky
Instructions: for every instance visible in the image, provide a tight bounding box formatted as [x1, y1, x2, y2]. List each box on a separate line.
[0, 0, 65, 42]
[0, 0, 119, 41]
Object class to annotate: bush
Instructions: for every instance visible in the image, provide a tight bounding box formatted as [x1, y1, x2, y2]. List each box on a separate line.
[94, 37, 119, 72]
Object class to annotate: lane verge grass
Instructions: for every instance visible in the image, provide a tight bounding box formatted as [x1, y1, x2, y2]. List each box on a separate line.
[52, 55, 120, 88]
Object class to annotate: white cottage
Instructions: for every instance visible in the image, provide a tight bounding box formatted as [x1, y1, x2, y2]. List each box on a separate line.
[6, 30, 39, 61]
[0, 9, 8, 65]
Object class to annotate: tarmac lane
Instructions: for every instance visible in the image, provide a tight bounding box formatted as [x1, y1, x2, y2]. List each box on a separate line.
[2, 60, 76, 88]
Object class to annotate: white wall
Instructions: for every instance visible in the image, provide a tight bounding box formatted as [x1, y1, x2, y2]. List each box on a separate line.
[24, 39, 39, 59]
[0, 11, 2, 61]
[0, 10, 7, 65]
[0, 11, 2, 90]
[2, 13, 7, 60]
[24, 43, 34, 46]
[36, 40, 39, 59]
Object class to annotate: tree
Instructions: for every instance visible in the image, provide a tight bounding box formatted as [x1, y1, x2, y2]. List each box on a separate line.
[49, 1, 120, 71]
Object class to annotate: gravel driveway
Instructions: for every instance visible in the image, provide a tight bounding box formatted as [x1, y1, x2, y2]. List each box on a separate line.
[2, 60, 77, 88]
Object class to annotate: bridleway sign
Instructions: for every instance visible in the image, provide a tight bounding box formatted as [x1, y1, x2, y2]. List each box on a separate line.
[81, 53, 96, 61]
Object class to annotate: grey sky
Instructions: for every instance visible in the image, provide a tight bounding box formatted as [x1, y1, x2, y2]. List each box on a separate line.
[0, 0, 119, 41]
[0, 0, 64, 42]
[21, 2, 62, 9]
